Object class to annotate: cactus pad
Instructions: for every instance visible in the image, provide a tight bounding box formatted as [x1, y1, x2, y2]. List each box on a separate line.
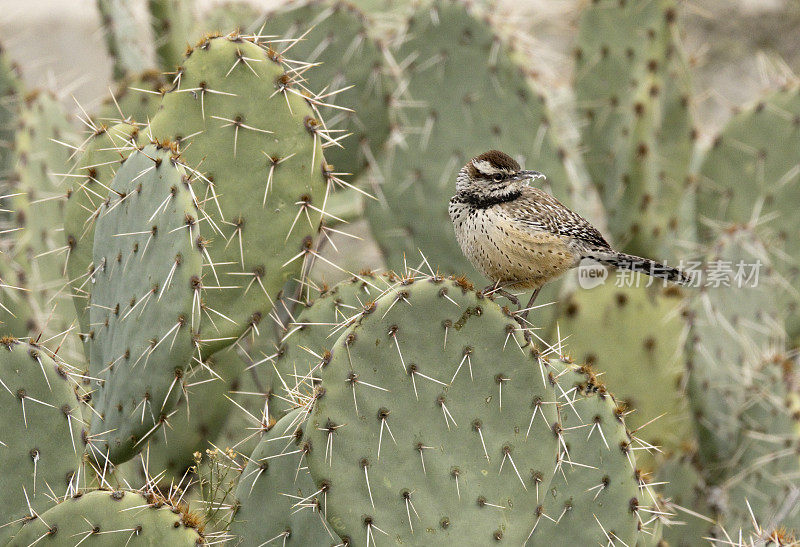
[575, 0, 694, 257]
[0, 338, 83, 543]
[88, 145, 203, 463]
[6, 91, 77, 345]
[8, 489, 205, 546]
[229, 408, 332, 545]
[696, 85, 800, 341]
[148, 35, 327, 356]
[305, 275, 650, 544]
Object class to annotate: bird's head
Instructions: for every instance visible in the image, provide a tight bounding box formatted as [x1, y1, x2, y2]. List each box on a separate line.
[455, 150, 545, 203]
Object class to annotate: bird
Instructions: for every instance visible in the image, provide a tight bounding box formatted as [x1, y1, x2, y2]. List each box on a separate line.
[448, 149, 689, 320]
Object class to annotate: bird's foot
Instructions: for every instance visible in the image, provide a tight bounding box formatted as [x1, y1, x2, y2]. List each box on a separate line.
[511, 312, 534, 346]
[480, 283, 520, 307]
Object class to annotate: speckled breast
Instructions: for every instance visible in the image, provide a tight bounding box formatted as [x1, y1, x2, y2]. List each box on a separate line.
[450, 202, 580, 289]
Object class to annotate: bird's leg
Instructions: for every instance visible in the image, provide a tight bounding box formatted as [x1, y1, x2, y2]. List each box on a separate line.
[480, 282, 520, 308]
[510, 288, 541, 347]
[518, 288, 541, 321]
[481, 283, 536, 346]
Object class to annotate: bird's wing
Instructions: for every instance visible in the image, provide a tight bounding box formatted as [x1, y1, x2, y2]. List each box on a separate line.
[499, 187, 611, 250]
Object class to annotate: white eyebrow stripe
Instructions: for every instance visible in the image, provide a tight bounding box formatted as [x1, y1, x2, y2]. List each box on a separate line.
[472, 159, 506, 175]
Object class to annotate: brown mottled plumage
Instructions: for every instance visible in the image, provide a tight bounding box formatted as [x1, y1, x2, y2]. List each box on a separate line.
[449, 150, 688, 295]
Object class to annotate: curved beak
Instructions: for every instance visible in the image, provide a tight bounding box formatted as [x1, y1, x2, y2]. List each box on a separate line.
[516, 170, 546, 183]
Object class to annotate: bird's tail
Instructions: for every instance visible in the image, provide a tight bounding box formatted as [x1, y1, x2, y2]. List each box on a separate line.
[586, 250, 690, 285]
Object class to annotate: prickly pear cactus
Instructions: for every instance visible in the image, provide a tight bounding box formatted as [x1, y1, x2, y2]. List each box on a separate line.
[363, 0, 570, 276]
[655, 451, 715, 546]
[96, 70, 168, 125]
[239, 271, 386, 418]
[575, 0, 694, 258]
[148, 0, 195, 72]
[65, 122, 139, 346]
[552, 283, 691, 466]
[4, 91, 78, 348]
[0, 338, 83, 543]
[305, 275, 651, 544]
[0, 44, 21, 192]
[697, 85, 800, 342]
[262, 0, 390, 179]
[148, 35, 327, 356]
[229, 408, 332, 545]
[718, 356, 800, 536]
[8, 489, 206, 546]
[118, 347, 247, 483]
[88, 145, 203, 463]
[686, 227, 786, 473]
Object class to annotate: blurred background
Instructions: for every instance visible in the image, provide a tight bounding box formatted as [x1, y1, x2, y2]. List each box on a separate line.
[2, 0, 799, 137]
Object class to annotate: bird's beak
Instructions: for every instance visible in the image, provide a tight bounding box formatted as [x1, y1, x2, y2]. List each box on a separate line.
[517, 170, 546, 183]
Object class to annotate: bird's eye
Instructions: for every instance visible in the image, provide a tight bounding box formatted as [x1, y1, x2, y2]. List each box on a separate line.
[492, 173, 504, 182]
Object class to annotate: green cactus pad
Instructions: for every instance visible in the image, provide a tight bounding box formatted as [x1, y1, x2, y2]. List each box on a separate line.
[575, 0, 694, 257]
[573, 0, 668, 222]
[10, 91, 73, 282]
[148, 35, 327, 356]
[696, 85, 800, 341]
[148, 0, 195, 72]
[8, 489, 205, 546]
[4, 91, 78, 351]
[0, 338, 83, 543]
[655, 452, 715, 546]
[682, 226, 800, 536]
[65, 122, 140, 347]
[305, 275, 651, 544]
[720, 357, 800, 535]
[686, 227, 786, 473]
[88, 145, 203, 463]
[229, 408, 332, 545]
[240, 271, 387, 419]
[119, 346, 247, 484]
[96, 71, 168, 126]
[261, 0, 390, 180]
[552, 283, 691, 467]
[529, 361, 644, 545]
[306, 276, 560, 544]
[363, 0, 570, 277]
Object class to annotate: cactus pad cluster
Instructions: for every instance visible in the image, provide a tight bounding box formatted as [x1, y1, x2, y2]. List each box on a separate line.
[0, 0, 798, 544]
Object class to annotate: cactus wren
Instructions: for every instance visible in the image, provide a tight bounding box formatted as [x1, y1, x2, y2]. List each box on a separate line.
[449, 150, 688, 315]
